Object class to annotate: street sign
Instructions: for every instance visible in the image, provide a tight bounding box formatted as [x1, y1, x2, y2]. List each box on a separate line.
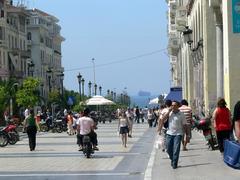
[67, 97, 74, 106]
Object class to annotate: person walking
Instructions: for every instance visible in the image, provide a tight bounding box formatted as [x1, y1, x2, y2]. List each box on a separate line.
[158, 100, 187, 169]
[125, 108, 134, 138]
[179, 99, 192, 151]
[233, 101, 240, 142]
[118, 110, 130, 148]
[147, 109, 154, 128]
[212, 98, 232, 153]
[23, 109, 37, 151]
[157, 100, 172, 152]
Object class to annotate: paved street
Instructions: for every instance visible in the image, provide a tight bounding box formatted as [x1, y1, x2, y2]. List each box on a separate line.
[150, 130, 240, 180]
[0, 121, 155, 180]
[0, 121, 239, 180]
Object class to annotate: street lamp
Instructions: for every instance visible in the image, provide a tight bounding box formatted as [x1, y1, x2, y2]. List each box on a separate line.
[99, 86, 102, 96]
[28, 61, 35, 76]
[94, 84, 97, 95]
[88, 81, 92, 97]
[46, 68, 52, 92]
[81, 78, 85, 97]
[77, 73, 82, 101]
[59, 72, 64, 96]
[92, 58, 96, 95]
[182, 26, 193, 47]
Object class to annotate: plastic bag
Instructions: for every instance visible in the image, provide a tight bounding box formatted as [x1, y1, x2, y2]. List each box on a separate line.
[155, 135, 164, 149]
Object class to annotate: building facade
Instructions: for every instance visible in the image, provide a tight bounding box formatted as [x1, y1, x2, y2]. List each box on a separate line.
[166, 0, 240, 114]
[0, 0, 65, 101]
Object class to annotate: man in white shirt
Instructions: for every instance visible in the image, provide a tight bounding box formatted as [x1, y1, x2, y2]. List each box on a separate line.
[76, 108, 98, 151]
[158, 100, 187, 169]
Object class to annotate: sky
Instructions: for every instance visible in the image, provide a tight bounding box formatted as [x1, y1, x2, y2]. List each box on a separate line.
[25, 0, 170, 96]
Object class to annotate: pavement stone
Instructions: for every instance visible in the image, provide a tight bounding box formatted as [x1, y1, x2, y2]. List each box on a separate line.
[151, 130, 240, 180]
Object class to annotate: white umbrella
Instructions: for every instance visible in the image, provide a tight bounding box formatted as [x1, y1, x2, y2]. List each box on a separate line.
[149, 97, 159, 105]
[85, 95, 115, 105]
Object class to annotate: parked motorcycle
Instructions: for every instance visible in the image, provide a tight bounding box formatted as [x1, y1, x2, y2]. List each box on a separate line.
[0, 121, 19, 146]
[0, 131, 9, 147]
[192, 115, 218, 150]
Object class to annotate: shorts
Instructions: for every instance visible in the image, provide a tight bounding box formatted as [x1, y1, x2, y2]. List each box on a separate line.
[120, 126, 129, 134]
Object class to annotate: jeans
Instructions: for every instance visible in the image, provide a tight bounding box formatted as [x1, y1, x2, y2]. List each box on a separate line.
[166, 134, 182, 168]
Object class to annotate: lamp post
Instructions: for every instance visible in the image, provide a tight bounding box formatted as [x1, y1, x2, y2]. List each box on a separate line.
[111, 91, 113, 100]
[40, 83, 44, 96]
[28, 61, 35, 76]
[99, 86, 102, 96]
[94, 84, 97, 95]
[46, 68, 52, 92]
[113, 92, 116, 102]
[92, 58, 96, 95]
[60, 72, 64, 97]
[88, 81, 92, 97]
[77, 73, 82, 101]
[81, 78, 85, 98]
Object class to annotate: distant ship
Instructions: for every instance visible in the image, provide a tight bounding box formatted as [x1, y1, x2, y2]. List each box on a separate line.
[138, 90, 151, 97]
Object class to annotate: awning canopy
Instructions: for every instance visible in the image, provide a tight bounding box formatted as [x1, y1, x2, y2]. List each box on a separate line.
[85, 95, 115, 105]
[165, 87, 182, 102]
[149, 97, 159, 105]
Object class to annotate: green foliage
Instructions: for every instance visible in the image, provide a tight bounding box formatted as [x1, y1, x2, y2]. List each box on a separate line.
[16, 77, 40, 108]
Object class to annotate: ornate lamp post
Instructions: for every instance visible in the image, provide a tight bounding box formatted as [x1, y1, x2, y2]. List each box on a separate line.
[111, 91, 113, 100]
[81, 78, 85, 97]
[99, 86, 102, 96]
[60, 72, 64, 97]
[94, 84, 97, 95]
[77, 73, 82, 101]
[28, 61, 35, 76]
[46, 68, 52, 92]
[88, 81, 92, 97]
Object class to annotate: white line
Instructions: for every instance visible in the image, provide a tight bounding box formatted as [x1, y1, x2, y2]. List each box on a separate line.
[0, 173, 132, 177]
[144, 138, 157, 180]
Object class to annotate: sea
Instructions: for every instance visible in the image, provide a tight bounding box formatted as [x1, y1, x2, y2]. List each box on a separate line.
[130, 95, 159, 108]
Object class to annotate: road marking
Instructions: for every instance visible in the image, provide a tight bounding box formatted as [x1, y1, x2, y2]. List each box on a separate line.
[0, 172, 144, 177]
[144, 136, 157, 180]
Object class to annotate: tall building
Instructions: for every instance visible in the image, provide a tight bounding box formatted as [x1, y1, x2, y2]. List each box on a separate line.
[167, 0, 240, 113]
[26, 8, 65, 99]
[0, 0, 65, 101]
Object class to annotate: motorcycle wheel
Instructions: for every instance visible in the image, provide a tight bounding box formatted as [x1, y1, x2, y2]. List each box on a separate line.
[86, 143, 92, 158]
[40, 124, 49, 132]
[8, 133, 18, 145]
[55, 124, 63, 133]
[0, 132, 9, 147]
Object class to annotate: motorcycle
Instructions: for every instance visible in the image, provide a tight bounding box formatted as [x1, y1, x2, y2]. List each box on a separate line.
[192, 115, 218, 150]
[82, 135, 94, 158]
[0, 131, 9, 147]
[0, 121, 19, 146]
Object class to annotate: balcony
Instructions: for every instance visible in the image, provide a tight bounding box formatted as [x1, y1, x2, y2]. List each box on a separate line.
[0, 40, 7, 47]
[176, 6, 187, 26]
[20, 50, 31, 58]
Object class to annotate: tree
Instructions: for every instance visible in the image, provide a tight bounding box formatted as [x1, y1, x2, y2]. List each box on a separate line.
[16, 77, 41, 108]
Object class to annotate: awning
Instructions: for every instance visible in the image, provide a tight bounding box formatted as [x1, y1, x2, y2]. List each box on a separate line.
[165, 87, 182, 102]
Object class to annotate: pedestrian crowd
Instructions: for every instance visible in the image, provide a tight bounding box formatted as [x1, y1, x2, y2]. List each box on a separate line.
[12, 97, 240, 170]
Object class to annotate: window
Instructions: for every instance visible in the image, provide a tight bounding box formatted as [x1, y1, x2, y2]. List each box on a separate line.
[27, 32, 31, 40]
